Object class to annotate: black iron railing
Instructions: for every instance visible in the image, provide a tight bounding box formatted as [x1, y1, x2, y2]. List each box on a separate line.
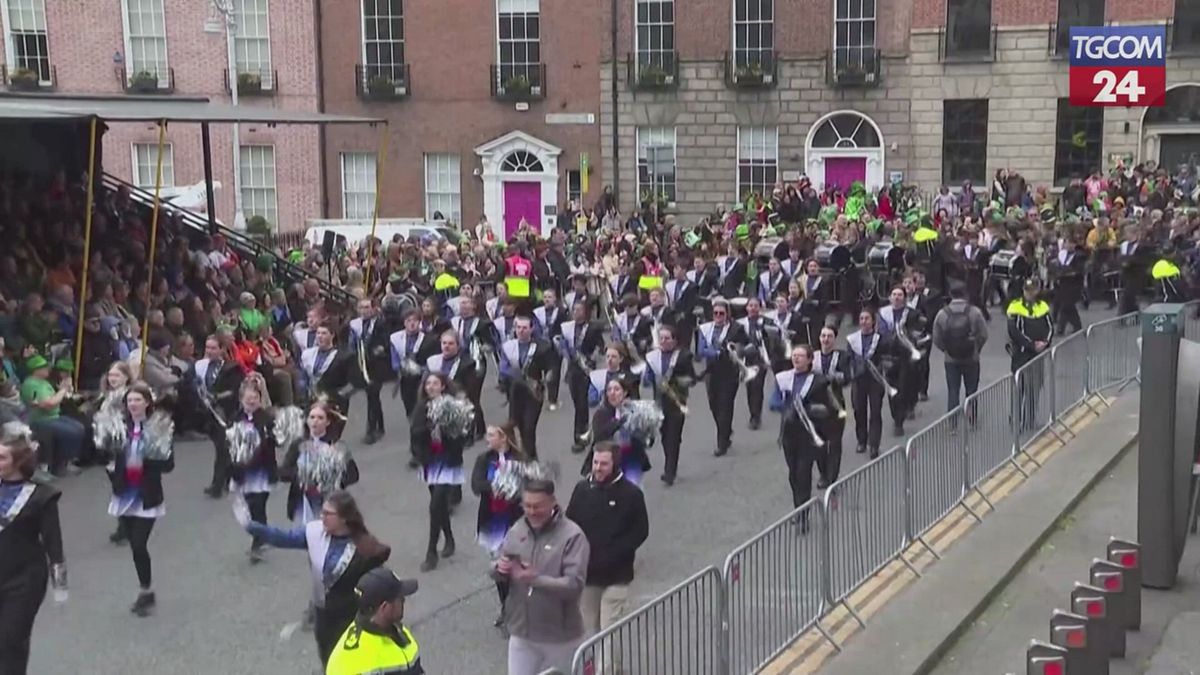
[826, 48, 881, 88]
[117, 67, 175, 94]
[628, 51, 679, 90]
[938, 23, 998, 62]
[724, 50, 777, 89]
[355, 63, 411, 101]
[491, 63, 546, 102]
[224, 68, 278, 96]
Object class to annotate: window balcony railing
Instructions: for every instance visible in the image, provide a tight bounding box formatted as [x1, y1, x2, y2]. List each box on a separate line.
[3, 64, 56, 92]
[224, 68, 278, 96]
[938, 23, 998, 62]
[826, 47, 881, 88]
[725, 50, 777, 89]
[356, 64, 411, 101]
[117, 67, 175, 94]
[628, 51, 679, 91]
[491, 63, 546, 102]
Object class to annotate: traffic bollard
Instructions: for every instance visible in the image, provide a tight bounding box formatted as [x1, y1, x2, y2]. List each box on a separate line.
[1091, 558, 1137, 633]
[1026, 640, 1069, 675]
[1071, 582, 1125, 658]
[1049, 609, 1106, 675]
[1106, 538, 1142, 629]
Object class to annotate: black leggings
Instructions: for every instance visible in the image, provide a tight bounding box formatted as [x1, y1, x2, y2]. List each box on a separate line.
[426, 484, 455, 555]
[495, 579, 510, 609]
[0, 570, 48, 675]
[244, 492, 269, 546]
[120, 516, 156, 589]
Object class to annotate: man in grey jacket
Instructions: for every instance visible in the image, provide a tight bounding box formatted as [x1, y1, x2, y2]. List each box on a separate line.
[492, 478, 591, 675]
[932, 285, 989, 413]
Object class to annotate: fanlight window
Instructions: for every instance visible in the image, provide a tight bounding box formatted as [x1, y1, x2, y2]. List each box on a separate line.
[810, 113, 881, 149]
[501, 150, 544, 172]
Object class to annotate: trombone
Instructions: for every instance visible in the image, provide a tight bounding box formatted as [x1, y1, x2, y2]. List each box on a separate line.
[356, 336, 372, 386]
[863, 358, 899, 399]
[658, 377, 690, 415]
[894, 325, 924, 363]
[790, 392, 825, 446]
[726, 342, 760, 383]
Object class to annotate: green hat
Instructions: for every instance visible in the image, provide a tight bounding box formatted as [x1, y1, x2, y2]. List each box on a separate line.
[25, 354, 48, 371]
[54, 358, 74, 373]
[734, 224, 750, 240]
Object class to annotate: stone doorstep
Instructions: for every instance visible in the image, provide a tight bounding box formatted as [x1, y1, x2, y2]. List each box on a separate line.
[762, 394, 1136, 675]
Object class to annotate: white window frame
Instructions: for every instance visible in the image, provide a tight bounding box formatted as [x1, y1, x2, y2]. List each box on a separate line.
[1, 0, 52, 84]
[833, 0, 876, 70]
[239, 144, 278, 228]
[636, 126, 677, 205]
[233, 0, 273, 90]
[736, 126, 779, 201]
[634, 0, 675, 74]
[130, 142, 175, 189]
[423, 153, 462, 225]
[340, 152, 378, 220]
[361, 0, 405, 81]
[496, 0, 540, 86]
[120, 0, 169, 85]
[731, 0, 774, 69]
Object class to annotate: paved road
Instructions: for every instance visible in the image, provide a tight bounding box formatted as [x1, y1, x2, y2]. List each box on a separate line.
[29, 307, 1110, 674]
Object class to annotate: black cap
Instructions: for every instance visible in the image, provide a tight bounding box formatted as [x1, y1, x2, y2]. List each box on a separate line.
[355, 568, 418, 609]
[1023, 278, 1040, 291]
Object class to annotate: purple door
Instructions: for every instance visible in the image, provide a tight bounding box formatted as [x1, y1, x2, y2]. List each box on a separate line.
[503, 181, 541, 239]
[822, 157, 867, 191]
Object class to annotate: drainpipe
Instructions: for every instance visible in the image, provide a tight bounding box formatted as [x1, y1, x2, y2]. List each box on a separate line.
[314, 0, 330, 219]
[610, 0, 620, 205]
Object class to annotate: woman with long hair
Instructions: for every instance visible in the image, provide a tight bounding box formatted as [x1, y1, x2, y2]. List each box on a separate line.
[103, 382, 174, 617]
[583, 379, 652, 485]
[587, 343, 640, 409]
[410, 372, 470, 572]
[236, 490, 391, 666]
[93, 362, 134, 544]
[470, 422, 526, 630]
[227, 373, 278, 563]
[0, 424, 66, 674]
[279, 398, 358, 523]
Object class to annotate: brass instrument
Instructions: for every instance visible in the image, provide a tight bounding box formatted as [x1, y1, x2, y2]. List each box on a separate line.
[894, 325, 924, 363]
[863, 358, 898, 400]
[790, 390, 825, 447]
[198, 386, 230, 429]
[518, 346, 545, 402]
[726, 342, 760, 383]
[356, 338, 372, 386]
[657, 376, 691, 415]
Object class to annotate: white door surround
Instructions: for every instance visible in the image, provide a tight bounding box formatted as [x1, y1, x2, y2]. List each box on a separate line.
[804, 110, 886, 191]
[474, 130, 562, 240]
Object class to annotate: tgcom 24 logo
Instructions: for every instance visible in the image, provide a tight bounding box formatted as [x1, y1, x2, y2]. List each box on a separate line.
[1068, 26, 1166, 107]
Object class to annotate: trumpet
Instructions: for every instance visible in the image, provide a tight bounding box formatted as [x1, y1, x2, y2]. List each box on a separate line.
[863, 358, 899, 399]
[726, 342, 759, 383]
[790, 393, 825, 446]
[894, 327, 923, 363]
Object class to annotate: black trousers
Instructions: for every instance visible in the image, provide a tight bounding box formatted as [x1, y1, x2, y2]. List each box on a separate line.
[545, 356, 562, 405]
[567, 367, 590, 441]
[469, 363, 487, 438]
[397, 375, 421, 421]
[0, 568, 47, 675]
[510, 393, 543, 460]
[707, 372, 738, 452]
[1054, 298, 1082, 335]
[889, 365, 913, 426]
[852, 378, 884, 450]
[426, 484, 456, 555]
[915, 354, 930, 398]
[119, 516, 156, 589]
[244, 492, 269, 548]
[782, 444, 818, 508]
[745, 368, 766, 422]
[364, 381, 384, 434]
[817, 418, 846, 483]
[208, 425, 230, 490]
[661, 404, 686, 478]
[315, 606, 352, 665]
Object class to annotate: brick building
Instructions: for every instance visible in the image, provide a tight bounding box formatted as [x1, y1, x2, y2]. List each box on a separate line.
[0, 0, 321, 231]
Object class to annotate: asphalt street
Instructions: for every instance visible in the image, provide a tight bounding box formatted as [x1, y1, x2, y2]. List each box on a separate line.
[29, 306, 1110, 675]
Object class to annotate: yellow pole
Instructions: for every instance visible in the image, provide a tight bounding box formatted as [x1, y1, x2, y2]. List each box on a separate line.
[362, 125, 390, 296]
[72, 117, 99, 389]
[139, 121, 168, 375]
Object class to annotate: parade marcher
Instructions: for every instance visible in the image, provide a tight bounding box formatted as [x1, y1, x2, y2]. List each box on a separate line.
[736, 297, 776, 429]
[757, 257, 789, 305]
[813, 326, 849, 488]
[499, 316, 554, 461]
[847, 310, 893, 459]
[588, 343, 640, 407]
[664, 260, 699, 350]
[450, 295, 493, 440]
[612, 293, 652, 356]
[904, 271, 939, 405]
[566, 441, 649, 634]
[697, 298, 748, 457]
[299, 323, 353, 412]
[325, 568, 424, 675]
[93, 362, 133, 542]
[102, 382, 174, 617]
[348, 296, 390, 445]
[1007, 279, 1053, 433]
[471, 423, 527, 631]
[195, 335, 245, 499]
[582, 380, 653, 485]
[280, 398, 359, 523]
[532, 289, 565, 411]
[236, 490, 391, 666]
[389, 309, 434, 421]
[797, 259, 831, 347]
[1118, 227, 1151, 314]
[559, 301, 605, 453]
[0, 425, 67, 675]
[642, 325, 695, 485]
[875, 287, 919, 435]
[1051, 237, 1086, 335]
[410, 373, 471, 572]
[933, 285, 989, 414]
[492, 479, 590, 675]
[226, 373, 280, 563]
[769, 344, 835, 522]
[716, 242, 748, 299]
[957, 227, 991, 320]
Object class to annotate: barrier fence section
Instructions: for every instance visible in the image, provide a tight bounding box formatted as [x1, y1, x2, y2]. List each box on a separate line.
[571, 566, 726, 675]
[723, 501, 831, 675]
[573, 313, 1145, 675]
[1184, 300, 1200, 342]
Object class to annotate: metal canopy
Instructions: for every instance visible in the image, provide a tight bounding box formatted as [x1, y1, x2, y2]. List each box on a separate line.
[0, 94, 384, 125]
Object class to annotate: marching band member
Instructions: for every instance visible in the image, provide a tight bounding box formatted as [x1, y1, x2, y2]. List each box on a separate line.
[797, 259, 831, 348]
[642, 324, 695, 486]
[582, 380, 652, 486]
[847, 310, 894, 459]
[426, 330, 479, 392]
[299, 323, 353, 412]
[559, 301, 605, 453]
[0, 424, 67, 674]
[280, 399, 359, 523]
[103, 382, 174, 617]
[226, 373, 283, 563]
[451, 295, 493, 440]
[291, 308, 325, 359]
[781, 246, 805, 279]
[93, 362, 133, 543]
[195, 336, 243, 499]
[1118, 226, 1150, 314]
[757, 257, 788, 305]
[688, 254, 720, 299]
[418, 296, 451, 338]
[877, 287, 920, 433]
[564, 273, 597, 317]
[1051, 236, 1086, 335]
[736, 297, 776, 430]
[389, 309, 434, 421]
[348, 297, 390, 445]
[697, 298, 748, 457]
[904, 271, 939, 406]
[641, 287, 671, 328]
[485, 283, 509, 322]
[769, 344, 835, 519]
[716, 242, 748, 299]
[499, 316, 554, 461]
[589, 344, 641, 407]
[410, 373, 472, 572]
[471, 423, 527, 630]
[609, 260, 638, 302]
[814, 325, 849, 487]
[533, 289, 565, 411]
[956, 227, 990, 321]
[613, 294, 652, 355]
[665, 260, 700, 350]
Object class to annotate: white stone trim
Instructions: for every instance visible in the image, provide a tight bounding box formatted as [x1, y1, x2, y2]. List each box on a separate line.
[1137, 82, 1200, 165]
[804, 110, 886, 192]
[474, 130, 562, 241]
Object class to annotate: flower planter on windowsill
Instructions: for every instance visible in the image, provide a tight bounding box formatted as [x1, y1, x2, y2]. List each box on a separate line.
[367, 76, 407, 100]
[237, 73, 263, 96]
[8, 69, 40, 92]
[636, 65, 675, 89]
[733, 66, 772, 88]
[128, 72, 160, 94]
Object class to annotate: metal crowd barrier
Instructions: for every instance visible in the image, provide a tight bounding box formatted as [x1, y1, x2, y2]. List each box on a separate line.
[573, 312, 1145, 675]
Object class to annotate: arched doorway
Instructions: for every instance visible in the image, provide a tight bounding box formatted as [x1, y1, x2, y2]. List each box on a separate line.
[475, 131, 562, 240]
[804, 110, 886, 191]
[1141, 84, 1200, 169]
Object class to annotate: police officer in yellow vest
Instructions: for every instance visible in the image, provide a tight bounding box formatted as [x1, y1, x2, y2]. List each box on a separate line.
[1005, 278, 1053, 372]
[326, 567, 424, 675]
[1151, 255, 1187, 303]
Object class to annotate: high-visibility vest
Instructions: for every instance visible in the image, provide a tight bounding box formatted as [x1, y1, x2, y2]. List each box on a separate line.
[1006, 298, 1050, 319]
[1151, 259, 1181, 280]
[325, 623, 422, 675]
[504, 256, 532, 298]
[638, 257, 664, 290]
[913, 227, 939, 244]
[434, 272, 461, 293]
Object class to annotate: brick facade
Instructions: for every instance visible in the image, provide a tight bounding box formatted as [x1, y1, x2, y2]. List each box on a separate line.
[0, 0, 321, 232]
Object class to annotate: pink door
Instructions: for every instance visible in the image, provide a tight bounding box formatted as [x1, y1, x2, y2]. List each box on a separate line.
[503, 181, 541, 239]
[823, 157, 867, 191]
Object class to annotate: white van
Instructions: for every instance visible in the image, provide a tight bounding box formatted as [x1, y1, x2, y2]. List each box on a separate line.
[304, 218, 463, 249]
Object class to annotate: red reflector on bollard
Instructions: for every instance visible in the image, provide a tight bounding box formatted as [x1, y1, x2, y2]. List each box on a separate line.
[1043, 662, 1064, 675]
[1086, 600, 1103, 616]
[1103, 575, 1120, 591]
[1066, 628, 1085, 648]
[1119, 551, 1137, 567]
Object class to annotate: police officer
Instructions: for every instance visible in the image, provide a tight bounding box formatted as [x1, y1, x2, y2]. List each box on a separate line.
[1006, 279, 1053, 434]
[1151, 249, 1188, 303]
[325, 567, 424, 675]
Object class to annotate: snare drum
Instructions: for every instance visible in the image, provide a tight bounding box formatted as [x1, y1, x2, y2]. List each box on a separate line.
[989, 249, 1017, 279]
[755, 236, 788, 261]
[815, 241, 851, 273]
[868, 242, 906, 272]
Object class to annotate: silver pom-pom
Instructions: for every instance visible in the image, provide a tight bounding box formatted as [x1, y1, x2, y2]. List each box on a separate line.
[272, 406, 305, 450]
[92, 389, 127, 450]
[298, 441, 349, 495]
[427, 395, 475, 440]
[142, 411, 174, 461]
[227, 419, 261, 466]
[489, 459, 558, 501]
[621, 399, 663, 442]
